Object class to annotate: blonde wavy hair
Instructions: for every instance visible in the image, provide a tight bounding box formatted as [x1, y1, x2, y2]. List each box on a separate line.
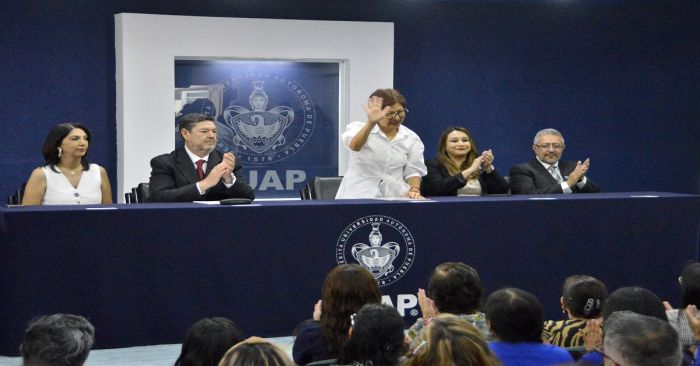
[218, 337, 293, 366]
[404, 314, 501, 366]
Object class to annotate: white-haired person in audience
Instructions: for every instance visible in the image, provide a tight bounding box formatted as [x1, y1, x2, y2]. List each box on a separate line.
[601, 311, 682, 366]
[20, 313, 95, 366]
[175, 317, 244, 366]
[543, 275, 608, 348]
[404, 314, 501, 366]
[335, 303, 405, 366]
[292, 264, 381, 365]
[485, 288, 574, 366]
[218, 337, 293, 366]
[407, 262, 490, 349]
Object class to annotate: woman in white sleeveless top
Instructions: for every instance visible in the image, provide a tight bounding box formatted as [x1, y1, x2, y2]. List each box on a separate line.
[22, 123, 112, 205]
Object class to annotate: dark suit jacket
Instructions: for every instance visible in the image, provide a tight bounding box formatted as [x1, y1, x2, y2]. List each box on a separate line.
[148, 148, 255, 202]
[509, 159, 600, 194]
[421, 158, 510, 196]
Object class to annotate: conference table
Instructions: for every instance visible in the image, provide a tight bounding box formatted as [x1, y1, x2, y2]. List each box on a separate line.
[1, 192, 699, 355]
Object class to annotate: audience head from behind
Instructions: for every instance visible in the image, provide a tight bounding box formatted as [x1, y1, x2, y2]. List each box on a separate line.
[338, 304, 405, 366]
[20, 313, 95, 366]
[320, 264, 382, 355]
[175, 317, 244, 366]
[428, 262, 483, 314]
[561, 275, 608, 319]
[485, 287, 543, 343]
[603, 311, 682, 366]
[218, 337, 293, 366]
[404, 314, 500, 366]
[680, 261, 700, 308]
[602, 286, 667, 321]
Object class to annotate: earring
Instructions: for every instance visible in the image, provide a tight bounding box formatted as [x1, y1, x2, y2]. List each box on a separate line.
[57, 147, 62, 158]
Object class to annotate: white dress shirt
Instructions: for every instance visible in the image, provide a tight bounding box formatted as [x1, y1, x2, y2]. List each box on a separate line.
[336, 121, 427, 199]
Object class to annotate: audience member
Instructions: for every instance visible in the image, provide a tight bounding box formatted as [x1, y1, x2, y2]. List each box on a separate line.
[543, 275, 607, 348]
[175, 317, 244, 366]
[218, 337, 293, 366]
[407, 262, 490, 349]
[22, 123, 112, 205]
[20, 313, 95, 366]
[422, 126, 509, 196]
[336, 303, 404, 366]
[579, 286, 668, 364]
[665, 262, 700, 350]
[335, 89, 427, 199]
[292, 264, 381, 365]
[602, 311, 682, 366]
[404, 314, 500, 366]
[510, 128, 600, 194]
[149, 113, 254, 202]
[485, 288, 574, 366]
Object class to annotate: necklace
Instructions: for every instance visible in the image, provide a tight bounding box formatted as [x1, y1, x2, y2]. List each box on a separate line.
[59, 166, 82, 176]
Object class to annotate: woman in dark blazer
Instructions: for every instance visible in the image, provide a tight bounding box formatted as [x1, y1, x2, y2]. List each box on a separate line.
[422, 126, 509, 196]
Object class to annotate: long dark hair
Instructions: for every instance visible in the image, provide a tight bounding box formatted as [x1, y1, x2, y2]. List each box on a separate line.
[41, 123, 91, 172]
[320, 264, 382, 356]
[174, 317, 244, 366]
[437, 126, 480, 176]
[338, 304, 405, 366]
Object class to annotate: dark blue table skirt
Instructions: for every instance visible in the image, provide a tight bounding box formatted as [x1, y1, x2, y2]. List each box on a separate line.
[1, 192, 699, 354]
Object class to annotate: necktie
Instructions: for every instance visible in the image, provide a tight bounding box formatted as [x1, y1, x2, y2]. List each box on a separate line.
[548, 165, 563, 184]
[196, 159, 205, 180]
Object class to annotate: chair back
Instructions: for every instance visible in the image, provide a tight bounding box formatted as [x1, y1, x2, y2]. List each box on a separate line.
[136, 183, 150, 203]
[311, 176, 343, 200]
[7, 182, 26, 205]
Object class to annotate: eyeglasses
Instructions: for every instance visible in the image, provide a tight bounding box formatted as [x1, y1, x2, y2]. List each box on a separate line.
[385, 108, 408, 120]
[594, 346, 622, 366]
[534, 143, 564, 150]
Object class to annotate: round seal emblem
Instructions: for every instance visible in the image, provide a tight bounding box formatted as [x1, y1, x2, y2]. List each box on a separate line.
[216, 72, 316, 166]
[336, 215, 416, 287]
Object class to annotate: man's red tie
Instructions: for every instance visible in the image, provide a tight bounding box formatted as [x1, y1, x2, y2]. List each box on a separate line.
[196, 159, 205, 180]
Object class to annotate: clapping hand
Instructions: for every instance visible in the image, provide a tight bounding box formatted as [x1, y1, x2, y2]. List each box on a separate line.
[481, 150, 494, 172]
[417, 288, 437, 318]
[313, 299, 323, 321]
[580, 318, 603, 351]
[566, 158, 590, 187]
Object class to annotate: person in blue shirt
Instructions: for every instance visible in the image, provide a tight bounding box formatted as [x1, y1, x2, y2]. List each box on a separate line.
[485, 288, 573, 366]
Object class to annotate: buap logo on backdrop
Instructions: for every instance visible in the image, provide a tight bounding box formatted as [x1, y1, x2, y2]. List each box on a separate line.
[174, 60, 339, 198]
[337, 215, 419, 316]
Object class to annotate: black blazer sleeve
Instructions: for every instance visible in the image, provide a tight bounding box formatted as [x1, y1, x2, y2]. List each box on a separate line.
[558, 161, 601, 193]
[149, 153, 204, 202]
[149, 149, 255, 202]
[422, 159, 466, 196]
[208, 159, 255, 200]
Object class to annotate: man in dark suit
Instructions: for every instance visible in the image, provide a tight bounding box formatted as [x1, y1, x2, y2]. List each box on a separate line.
[149, 113, 255, 202]
[510, 128, 600, 194]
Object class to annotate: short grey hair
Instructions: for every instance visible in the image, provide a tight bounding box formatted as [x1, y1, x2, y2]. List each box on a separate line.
[20, 314, 95, 366]
[533, 128, 565, 145]
[604, 311, 681, 366]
